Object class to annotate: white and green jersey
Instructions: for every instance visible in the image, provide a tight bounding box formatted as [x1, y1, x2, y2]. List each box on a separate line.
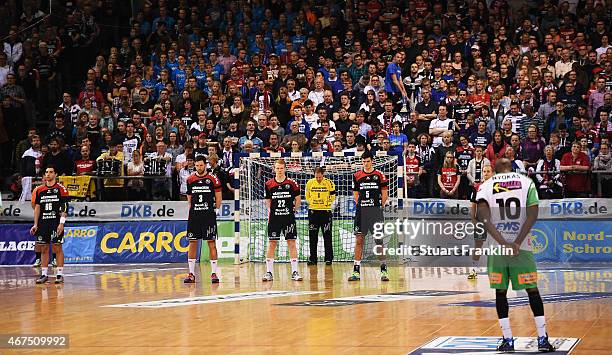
[475, 172, 539, 251]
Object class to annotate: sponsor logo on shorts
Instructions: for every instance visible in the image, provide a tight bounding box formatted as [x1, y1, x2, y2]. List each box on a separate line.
[518, 272, 538, 284]
[488, 272, 503, 284]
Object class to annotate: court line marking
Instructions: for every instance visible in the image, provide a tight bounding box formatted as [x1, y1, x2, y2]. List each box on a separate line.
[63, 267, 185, 277]
[102, 290, 325, 308]
[0, 263, 174, 268]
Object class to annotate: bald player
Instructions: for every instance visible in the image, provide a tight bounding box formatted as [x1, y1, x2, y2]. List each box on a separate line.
[476, 158, 555, 352]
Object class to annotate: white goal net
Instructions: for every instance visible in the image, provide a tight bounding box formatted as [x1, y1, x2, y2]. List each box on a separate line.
[238, 152, 401, 262]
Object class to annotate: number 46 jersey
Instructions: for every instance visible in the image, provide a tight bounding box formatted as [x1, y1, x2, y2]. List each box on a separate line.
[475, 172, 539, 251]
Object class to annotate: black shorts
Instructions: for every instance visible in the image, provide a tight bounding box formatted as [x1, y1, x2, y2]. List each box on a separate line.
[474, 228, 487, 242]
[35, 227, 64, 245]
[470, 196, 487, 241]
[187, 214, 218, 241]
[354, 207, 384, 237]
[268, 216, 297, 240]
[308, 210, 332, 232]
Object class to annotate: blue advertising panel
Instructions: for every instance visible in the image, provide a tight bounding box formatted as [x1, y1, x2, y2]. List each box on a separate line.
[0, 225, 35, 265]
[94, 221, 191, 263]
[532, 221, 612, 262]
[63, 226, 98, 264]
[2, 218, 609, 265]
[0, 225, 98, 265]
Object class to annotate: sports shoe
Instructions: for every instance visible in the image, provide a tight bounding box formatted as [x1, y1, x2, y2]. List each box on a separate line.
[325, 261, 332, 266]
[307, 260, 317, 266]
[538, 335, 556, 352]
[468, 269, 478, 280]
[32, 259, 41, 268]
[348, 271, 360, 281]
[211, 273, 219, 284]
[51, 259, 57, 267]
[55, 275, 64, 284]
[262, 271, 273, 282]
[496, 337, 515, 352]
[183, 273, 196, 283]
[381, 270, 390, 281]
[291, 271, 303, 281]
[35, 275, 49, 284]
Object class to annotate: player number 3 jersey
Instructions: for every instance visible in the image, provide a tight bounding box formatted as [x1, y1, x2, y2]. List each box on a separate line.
[265, 178, 300, 217]
[352, 169, 388, 208]
[476, 172, 539, 251]
[187, 173, 221, 215]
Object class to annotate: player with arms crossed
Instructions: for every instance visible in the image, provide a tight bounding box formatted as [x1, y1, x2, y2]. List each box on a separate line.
[476, 158, 555, 352]
[184, 156, 222, 284]
[349, 151, 389, 282]
[31, 165, 69, 284]
[263, 159, 303, 282]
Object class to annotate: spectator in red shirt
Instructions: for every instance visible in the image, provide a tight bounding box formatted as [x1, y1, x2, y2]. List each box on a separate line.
[74, 145, 95, 175]
[78, 80, 104, 110]
[560, 141, 591, 197]
[438, 150, 460, 199]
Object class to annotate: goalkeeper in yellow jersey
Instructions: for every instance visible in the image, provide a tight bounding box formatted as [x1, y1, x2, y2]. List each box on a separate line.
[305, 167, 336, 265]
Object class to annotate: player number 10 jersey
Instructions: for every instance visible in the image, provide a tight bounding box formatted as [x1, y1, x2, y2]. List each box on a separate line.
[475, 172, 539, 251]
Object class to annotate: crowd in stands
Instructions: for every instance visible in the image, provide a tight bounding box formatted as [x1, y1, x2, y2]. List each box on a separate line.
[1, 0, 611, 201]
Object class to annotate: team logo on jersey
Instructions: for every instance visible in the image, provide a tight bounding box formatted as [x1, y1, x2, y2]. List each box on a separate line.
[493, 180, 522, 193]
[373, 175, 378, 181]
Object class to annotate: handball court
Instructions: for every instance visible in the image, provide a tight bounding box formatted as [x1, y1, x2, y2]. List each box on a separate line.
[0, 263, 608, 354]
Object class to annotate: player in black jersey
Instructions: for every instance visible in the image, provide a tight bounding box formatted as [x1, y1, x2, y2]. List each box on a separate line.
[30, 165, 69, 284]
[349, 151, 389, 282]
[262, 159, 303, 282]
[184, 156, 222, 284]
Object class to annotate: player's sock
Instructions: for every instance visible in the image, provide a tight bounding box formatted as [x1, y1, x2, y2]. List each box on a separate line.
[42, 267, 48, 276]
[36, 252, 41, 259]
[380, 263, 387, 272]
[188, 259, 196, 274]
[266, 258, 274, 273]
[56, 267, 63, 276]
[290, 258, 298, 273]
[210, 260, 218, 274]
[534, 316, 547, 337]
[498, 318, 513, 339]
[353, 260, 360, 273]
[471, 259, 479, 268]
[52, 253, 56, 260]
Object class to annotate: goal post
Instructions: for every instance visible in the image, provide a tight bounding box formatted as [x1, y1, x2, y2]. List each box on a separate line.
[235, 151, 404, 263]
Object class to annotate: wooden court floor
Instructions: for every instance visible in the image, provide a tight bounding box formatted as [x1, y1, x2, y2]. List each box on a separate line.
[0, 263, 609, 354]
